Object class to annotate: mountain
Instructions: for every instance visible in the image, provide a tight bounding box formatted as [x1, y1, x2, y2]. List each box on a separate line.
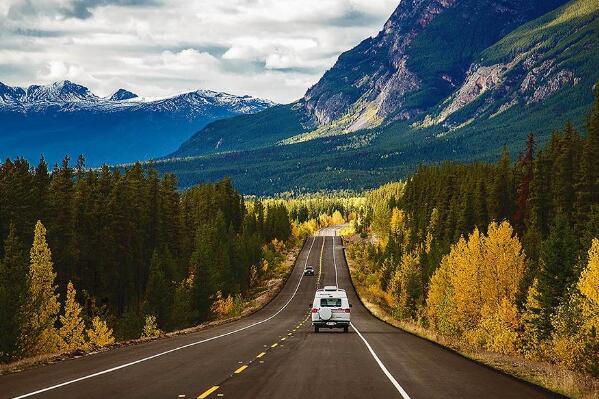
[160, 0, 598, 194]
[0, 81, 274, 166]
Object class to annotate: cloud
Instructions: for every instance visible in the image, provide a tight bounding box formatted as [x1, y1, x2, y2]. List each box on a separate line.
[7, 0, 160, 20]
[0, 0, 399, 102]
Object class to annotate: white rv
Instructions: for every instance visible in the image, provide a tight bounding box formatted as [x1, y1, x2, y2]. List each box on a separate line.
[311, 286, 351, 333]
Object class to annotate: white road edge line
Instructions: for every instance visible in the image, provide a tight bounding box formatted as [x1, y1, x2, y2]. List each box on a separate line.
[12, 236, 319, 399]
[351, 323, 411, 399]
[330, 230, 411, 399]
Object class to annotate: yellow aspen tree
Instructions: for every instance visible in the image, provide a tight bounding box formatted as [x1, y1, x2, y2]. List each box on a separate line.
[449, 230, 484, 331]
[478, 298, 519, 354]
[59, 281, 87, 351]
[331, 210, 345, 225]
[86, 316, 115, 348]
[427, 257, 458, 335]
[21, 221, 61, 356]
[394, 250, 422, 320]
[389, 208, 404, 238]
[578, 238, 599, 332]
[141, 315, 161, 338]
[481, 221, 526, 308]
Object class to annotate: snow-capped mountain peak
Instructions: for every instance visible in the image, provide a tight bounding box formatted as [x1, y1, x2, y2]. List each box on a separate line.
[24, 80, 98, 103]
[110, 89, 138, 101]
[0, 81, 275, 114]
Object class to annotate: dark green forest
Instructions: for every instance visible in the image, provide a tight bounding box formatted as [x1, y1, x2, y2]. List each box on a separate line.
[0, 161, 292, 361]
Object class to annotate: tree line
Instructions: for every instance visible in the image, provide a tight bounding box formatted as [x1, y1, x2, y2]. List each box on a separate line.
[0, 161, 292, 362]
[351, 88, 599, 375]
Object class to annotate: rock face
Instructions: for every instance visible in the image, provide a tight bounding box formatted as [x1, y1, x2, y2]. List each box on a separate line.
[302, 0, 454, 126]
[301, 0, 568, 130]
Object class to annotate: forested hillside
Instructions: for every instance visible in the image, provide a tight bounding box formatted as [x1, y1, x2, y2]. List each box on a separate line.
[158, 0, 598, 195]
[0, 163, 293, 362]
[346, 90, 599, 386]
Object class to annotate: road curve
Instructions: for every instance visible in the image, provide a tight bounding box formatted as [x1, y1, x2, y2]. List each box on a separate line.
[0, 233, 560, 399]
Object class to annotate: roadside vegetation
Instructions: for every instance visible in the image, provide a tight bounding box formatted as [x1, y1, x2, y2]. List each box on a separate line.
[0, 167, 295, 366]
[345, 91, 599, 397]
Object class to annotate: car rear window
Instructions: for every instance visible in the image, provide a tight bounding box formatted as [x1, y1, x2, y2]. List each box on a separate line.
[320, 298, 341, 307]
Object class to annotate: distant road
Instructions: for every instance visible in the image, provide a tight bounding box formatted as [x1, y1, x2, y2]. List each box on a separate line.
[1, 232, 559, 399]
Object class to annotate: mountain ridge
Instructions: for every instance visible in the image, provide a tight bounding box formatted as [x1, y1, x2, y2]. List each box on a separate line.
[0, 80, 274, 166]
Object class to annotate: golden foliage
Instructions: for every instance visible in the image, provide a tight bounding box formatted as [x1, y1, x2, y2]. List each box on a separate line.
[21, 221, 61, 356]
[330, 210, 345, 226]
[141, 315, 161, 338]
[390, 250, 422, 319]
[59, 281, 86, 351]
[426, 221, 525, 354]
[86, 316, 115, 348]
[579, 238, 599, 332]
[211, 291, 234, 318]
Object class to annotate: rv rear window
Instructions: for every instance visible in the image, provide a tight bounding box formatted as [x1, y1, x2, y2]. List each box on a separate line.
[320, 298, 341, 307]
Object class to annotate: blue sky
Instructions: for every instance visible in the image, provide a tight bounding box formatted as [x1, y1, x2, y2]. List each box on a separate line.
[0, 0, 398, 102]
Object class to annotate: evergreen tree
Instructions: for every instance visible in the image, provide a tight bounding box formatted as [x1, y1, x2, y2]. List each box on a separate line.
[514, 134, 535, 235]
[491, 146, 514, 222]
[21, 221, 61, 356]
[191, 213, 231, 320]
[59, 281, 86, 351]
[536, 216, 579, 337]
[143, 251, 172, 330]
[0, 225, 28, 361]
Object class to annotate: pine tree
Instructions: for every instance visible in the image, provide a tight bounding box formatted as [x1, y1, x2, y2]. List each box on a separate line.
[86, 316, 115, 348]
[143, 251, 172, 330]
[537, 216, 578, 337]
[0, 224, 28, 361]
[514, 133, 535, 235]
[21, 221, 61, 356]
[554, 122, 580, 221]
[521, 279, 543, 356]
[575, 89, 599, 235]
[491, 146, 514, 222]
[59, 281, 87, 351]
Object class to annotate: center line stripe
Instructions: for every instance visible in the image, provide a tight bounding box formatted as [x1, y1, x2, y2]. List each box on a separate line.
[271, 343, 278, 348]
[234, 365, 248, 374]
[198, 385, 219, 399]
[256, 352, 266, 358]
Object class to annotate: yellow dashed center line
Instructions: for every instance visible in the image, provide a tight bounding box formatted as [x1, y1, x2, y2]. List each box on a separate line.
[271, 343, 278, 348]
[234, 365, 248, 374]
[281, 337, 286, 341]
[256, 352, 266, 358]
[198, 385, 219, 399]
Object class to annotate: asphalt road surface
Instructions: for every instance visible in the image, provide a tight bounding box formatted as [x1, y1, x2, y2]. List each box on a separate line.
[0, 231, 560, 399]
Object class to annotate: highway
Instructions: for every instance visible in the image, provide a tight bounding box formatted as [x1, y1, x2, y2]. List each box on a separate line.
[0, 230, 559, 399]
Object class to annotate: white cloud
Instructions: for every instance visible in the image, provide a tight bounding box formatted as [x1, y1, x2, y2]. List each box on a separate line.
[0, 0, 399, 102]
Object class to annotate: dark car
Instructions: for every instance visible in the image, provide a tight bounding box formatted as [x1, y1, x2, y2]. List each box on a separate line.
[303, 265, 315, 276]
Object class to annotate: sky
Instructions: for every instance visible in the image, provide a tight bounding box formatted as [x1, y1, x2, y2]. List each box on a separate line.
[0, 0, 399, 103]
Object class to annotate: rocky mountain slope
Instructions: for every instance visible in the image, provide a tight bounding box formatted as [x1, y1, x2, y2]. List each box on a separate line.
[172, 0, 570, 157]
[0, 81, 273, 166]
[161, 0, 598, 194]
